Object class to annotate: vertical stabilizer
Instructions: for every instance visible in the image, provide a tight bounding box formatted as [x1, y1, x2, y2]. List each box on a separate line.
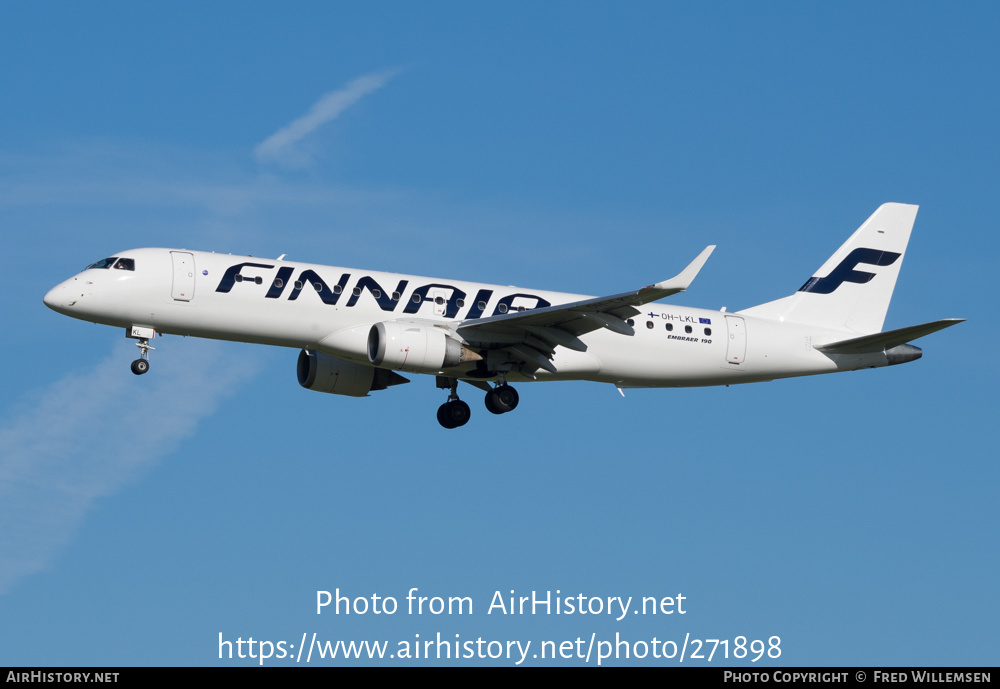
[739, 203, 918, 334]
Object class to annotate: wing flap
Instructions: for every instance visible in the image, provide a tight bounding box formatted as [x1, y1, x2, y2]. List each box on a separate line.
[522, 325, 588, 352]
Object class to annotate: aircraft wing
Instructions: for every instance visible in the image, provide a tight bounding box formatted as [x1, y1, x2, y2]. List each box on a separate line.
[454, 246, 715, 374]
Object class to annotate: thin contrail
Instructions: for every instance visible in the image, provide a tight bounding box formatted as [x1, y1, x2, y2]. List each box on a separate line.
[0, 340, 259, 594]
[254, 70, 398, 166]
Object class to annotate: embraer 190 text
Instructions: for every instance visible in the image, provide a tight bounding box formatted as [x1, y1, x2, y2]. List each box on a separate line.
[44, 203, 963, 428]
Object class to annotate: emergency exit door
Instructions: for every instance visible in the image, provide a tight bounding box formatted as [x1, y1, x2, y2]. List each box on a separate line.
[171, 251, 195, 301]
[725, 315, 746, 365]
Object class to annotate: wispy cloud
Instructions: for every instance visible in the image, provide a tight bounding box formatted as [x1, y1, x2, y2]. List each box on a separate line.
[0, 144, 406, 210]
[254, 70, 398, 167]
[0, 340, 260, 594]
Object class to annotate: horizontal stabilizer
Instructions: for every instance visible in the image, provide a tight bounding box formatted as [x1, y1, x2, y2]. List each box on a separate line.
[815, 318, 965, 354]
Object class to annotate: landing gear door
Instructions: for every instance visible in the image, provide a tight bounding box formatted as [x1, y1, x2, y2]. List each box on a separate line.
[725, 315, 746, 365]
[171, 251, 195, 301]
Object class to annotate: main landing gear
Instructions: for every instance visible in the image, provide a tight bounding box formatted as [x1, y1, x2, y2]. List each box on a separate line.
[437, 379, 471, 429]
[436, 376, 520, 429]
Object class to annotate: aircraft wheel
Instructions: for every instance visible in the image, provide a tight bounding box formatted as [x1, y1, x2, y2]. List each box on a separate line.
[437, 403, 454, 428]
[130, 359, 149, 375]
[437, 400, 471, 429]
[485, 389, 504, 415]
[485, 385, 518, 414]
[497, 385, 518, 411]
[490, 384, 518, 413]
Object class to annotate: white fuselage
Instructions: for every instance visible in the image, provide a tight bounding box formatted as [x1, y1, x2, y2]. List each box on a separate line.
[43, 247, 891, 388]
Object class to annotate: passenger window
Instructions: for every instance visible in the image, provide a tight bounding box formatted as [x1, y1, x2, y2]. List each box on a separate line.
[665, 323, 673, 331]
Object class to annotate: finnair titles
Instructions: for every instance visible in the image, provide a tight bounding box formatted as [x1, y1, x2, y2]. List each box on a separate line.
[43, 203, 963, 428]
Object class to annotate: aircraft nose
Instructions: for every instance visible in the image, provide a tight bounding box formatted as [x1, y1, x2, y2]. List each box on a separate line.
[43, 285, 62, 311]
[43, 281, 76, 314]
[43, 285, 60, 309]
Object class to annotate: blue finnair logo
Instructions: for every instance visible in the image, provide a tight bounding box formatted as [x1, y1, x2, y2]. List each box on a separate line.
[214, 262, 551, 319]
[798, 248, 901, 295]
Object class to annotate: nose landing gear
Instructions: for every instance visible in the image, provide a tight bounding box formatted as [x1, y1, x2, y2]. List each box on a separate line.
[126, 326, 156, 375]
[130, 338, 154, 375]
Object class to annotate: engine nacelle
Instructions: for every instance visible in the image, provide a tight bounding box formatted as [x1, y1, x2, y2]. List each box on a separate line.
[367, 321, 469, 373]
[297, 350, 408, 397]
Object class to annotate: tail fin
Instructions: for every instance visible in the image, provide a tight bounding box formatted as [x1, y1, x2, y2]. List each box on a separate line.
[739, 203, 918, 334]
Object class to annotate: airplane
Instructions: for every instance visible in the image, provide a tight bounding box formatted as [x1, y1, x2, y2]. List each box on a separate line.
[43, 203, 963, 429]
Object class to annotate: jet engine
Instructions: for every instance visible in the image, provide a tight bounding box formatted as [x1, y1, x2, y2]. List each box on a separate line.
[367, 321, 478, 373]
[297, 350, 408, 397]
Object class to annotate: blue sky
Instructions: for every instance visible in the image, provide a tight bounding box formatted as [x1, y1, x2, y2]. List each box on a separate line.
[1, 2, 996, 666]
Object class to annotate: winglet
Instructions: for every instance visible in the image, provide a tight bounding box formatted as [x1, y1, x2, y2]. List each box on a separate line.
[652, 245, 715, 293]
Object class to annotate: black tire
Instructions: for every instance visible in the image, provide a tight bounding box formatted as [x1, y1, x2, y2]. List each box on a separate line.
[438, 400, 470, 428]
[437, 403, 456, 428]
[485, 385, 518, 414]
[131, 359, 149, 375]
[497, 385, 521, 411]
[485, 389, 504, 415]
[448, 400, 471, 427]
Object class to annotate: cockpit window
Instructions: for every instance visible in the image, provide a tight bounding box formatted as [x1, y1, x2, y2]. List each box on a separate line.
[85, 257, 135, 271]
